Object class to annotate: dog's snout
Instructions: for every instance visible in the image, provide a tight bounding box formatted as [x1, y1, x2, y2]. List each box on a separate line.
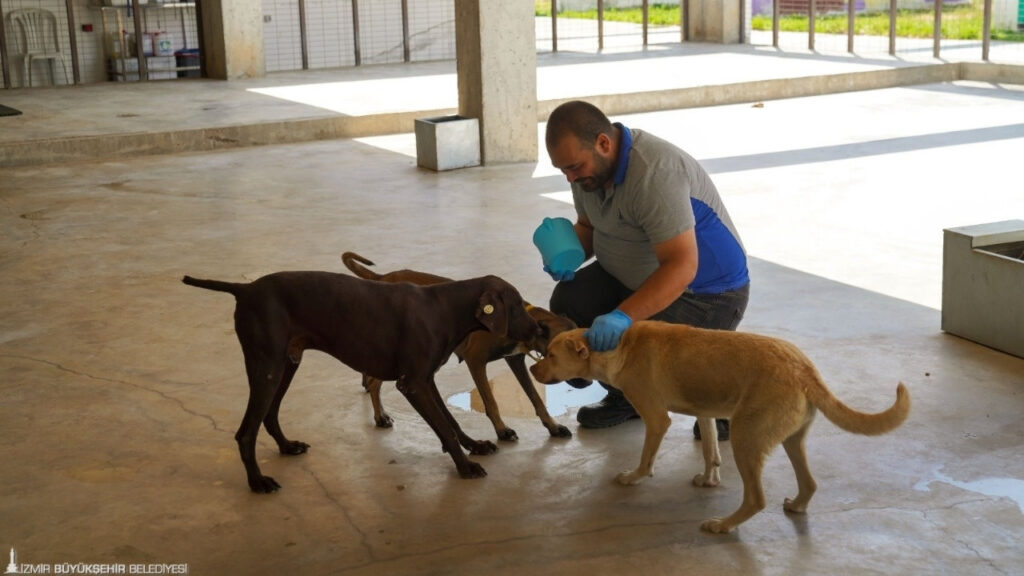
[528, 360, 557, 385]
[528, 362, 543, 380]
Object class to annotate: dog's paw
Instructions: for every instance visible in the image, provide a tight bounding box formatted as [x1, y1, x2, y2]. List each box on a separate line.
[497, 428, 519, 442]
[467, 440, 498, 455]
[783, 497, 808, 514]
[692, 473, 720, 488]
[457, 462, 488, 479]
[375, 414, 394, 428]
[549, 424, 573, 439]
[700, 518, 732, 534]
[249, 475, 282, 493]
[279, 441, 310, 455]
[615, 470, 647, 485]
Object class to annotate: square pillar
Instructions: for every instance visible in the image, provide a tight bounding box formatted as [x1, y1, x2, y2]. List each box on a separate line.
[200, 0, 266, 79]
[455, 1, 538, 164]
[688, 0, 743, 44]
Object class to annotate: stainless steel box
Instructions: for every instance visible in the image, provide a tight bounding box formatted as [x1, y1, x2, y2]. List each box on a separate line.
[414, 115, 480, 171]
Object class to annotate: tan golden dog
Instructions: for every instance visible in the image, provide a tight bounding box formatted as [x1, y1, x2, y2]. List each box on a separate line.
[529, 323, 911, 533]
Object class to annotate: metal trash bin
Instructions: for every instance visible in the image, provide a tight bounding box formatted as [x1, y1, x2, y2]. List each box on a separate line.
[414, 115, 481, 171]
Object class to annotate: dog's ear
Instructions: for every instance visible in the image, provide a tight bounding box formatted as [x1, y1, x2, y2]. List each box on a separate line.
[476, 290, 509, 335]
[570, 335, 590, 359]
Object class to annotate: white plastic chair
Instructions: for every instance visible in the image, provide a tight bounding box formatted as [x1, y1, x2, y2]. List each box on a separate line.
[7, 8, 69, 87]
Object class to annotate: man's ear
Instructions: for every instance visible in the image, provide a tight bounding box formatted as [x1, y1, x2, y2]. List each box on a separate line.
[594, 132, 613, 157]
[476, 291, 508, 335]
[570, 335, 590, 359]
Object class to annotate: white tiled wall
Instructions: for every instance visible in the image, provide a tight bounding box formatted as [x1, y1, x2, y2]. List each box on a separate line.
[304, 0, 356, 69]
[262, 0, 301, 72]
[406, 0, 454, 62]
[261, 0, 456, 73]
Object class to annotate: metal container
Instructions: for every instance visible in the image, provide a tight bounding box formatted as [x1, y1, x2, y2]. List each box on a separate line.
[414, 115, 481, 171]
[942, 219, 1024, 359]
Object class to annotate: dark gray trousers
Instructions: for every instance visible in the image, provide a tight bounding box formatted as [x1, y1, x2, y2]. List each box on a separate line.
[550, 260, 749, 331]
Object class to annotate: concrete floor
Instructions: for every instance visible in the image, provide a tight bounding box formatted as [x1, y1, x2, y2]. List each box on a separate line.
[2, 45, 1024, 575]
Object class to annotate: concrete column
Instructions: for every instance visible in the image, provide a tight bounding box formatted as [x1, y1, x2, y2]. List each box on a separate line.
[455, 1, 538, 164]
[688, 0, 742, 44]
[200, 0, 266, 80]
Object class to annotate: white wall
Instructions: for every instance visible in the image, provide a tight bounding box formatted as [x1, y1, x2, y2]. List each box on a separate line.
[261, 0, 454, 73]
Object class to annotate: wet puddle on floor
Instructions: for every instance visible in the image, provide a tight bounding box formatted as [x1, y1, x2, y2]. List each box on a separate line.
[915, 467, 1024, 514]
[447, 372, 606, 417]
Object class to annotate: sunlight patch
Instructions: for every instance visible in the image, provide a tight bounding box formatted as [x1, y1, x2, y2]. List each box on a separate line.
[353, 134, 417, 158]
[540, 191, 573, 205]
[247, 75, 455, 116]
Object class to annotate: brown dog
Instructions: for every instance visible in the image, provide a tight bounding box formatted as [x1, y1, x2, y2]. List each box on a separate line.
[529, 323, 910, 533]
[342, 251, 575, 440]
[183, 271, 541, 492]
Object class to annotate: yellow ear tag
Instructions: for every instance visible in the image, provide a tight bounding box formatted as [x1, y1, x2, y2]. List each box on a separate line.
[483, 304, 494, 315]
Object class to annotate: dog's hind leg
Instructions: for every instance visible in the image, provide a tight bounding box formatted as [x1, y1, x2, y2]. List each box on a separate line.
[701, 423, 768, 534]
[693, 417, 722, 487]
[506, 354, 572, 439]
[782, 419, 817, 514]
[363, 375, 394, 428]
[397, 376, 487, 479]
[262, 359, 310, 456]
[236, 351, 287, 493]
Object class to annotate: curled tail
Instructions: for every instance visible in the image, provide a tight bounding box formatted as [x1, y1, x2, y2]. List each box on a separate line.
[182, 275, 246, 296]
[810, 381, 910, 436]
[341, 251, 383, 281]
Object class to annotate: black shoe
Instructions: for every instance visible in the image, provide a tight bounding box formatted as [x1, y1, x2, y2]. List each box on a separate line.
[566, 378, 592, 389]
[693, 419, 730, 441]
[577, 389, 639, 429]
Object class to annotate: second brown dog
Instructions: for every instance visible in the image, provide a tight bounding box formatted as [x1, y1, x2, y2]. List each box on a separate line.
[342, 251, 576, 441]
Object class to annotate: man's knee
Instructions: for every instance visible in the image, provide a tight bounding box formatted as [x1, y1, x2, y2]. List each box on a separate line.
[549, 278, 611, 328]
[549, 280, 586, 322]
[549, 282, 569, 316]
[548, 262, 630, 328]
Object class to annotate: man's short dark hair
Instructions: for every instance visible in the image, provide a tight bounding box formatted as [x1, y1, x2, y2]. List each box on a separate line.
[545, 100, 613, 150]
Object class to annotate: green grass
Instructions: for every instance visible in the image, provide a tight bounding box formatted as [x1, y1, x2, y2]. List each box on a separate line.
[752, 5, 1024, 41]
[536, 2, 682, 26]
[536, 1, 1024, 42]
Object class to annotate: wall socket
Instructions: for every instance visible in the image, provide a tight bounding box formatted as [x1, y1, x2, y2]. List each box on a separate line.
[263, 15, 272, 23]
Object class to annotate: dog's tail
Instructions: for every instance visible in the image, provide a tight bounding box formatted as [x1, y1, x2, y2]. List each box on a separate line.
[182, 275, 246, 296]
[809, 379, 910, 436]
[341, 251, 384, 281]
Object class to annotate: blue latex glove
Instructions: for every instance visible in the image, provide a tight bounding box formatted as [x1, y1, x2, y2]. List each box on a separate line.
[543, 264, 575, 283]
[586, 309, 632, 351]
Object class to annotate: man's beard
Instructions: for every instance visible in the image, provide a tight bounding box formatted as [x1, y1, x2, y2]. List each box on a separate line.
[575, 154, 615, 193]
